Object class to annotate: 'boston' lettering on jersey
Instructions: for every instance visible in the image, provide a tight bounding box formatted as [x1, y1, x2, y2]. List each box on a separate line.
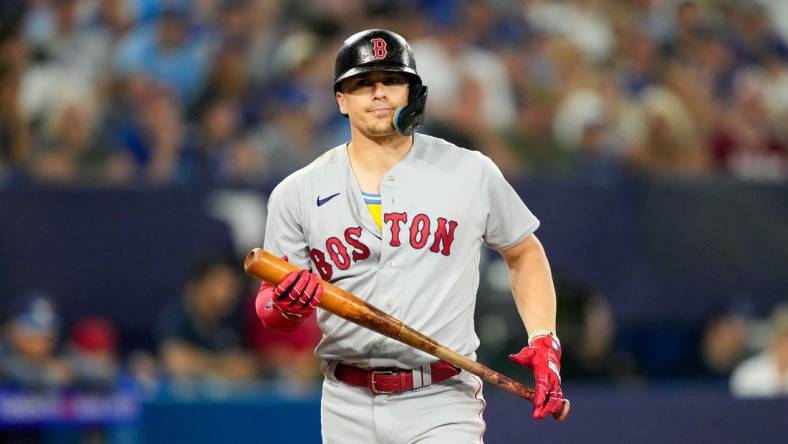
[309, 212, 459, 281]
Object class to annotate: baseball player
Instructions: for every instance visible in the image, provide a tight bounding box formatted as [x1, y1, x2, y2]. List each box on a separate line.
[255, 29, 565, 443]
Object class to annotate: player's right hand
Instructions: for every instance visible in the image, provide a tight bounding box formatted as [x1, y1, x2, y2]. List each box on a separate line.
[268, 269, 323, 320]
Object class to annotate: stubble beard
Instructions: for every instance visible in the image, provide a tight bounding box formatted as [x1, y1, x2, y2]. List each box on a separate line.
[367, 119, 395, 137]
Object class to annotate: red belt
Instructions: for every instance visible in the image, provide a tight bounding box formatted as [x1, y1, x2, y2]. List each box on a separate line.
[333, 361, 461, 395]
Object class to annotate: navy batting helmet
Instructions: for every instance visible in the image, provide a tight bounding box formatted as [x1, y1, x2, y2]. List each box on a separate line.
[334, 29, 428, 136]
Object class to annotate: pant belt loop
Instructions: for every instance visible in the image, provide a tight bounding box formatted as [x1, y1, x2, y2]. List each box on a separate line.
[322, 360, 340, 383]
[411, 363, 432, 391]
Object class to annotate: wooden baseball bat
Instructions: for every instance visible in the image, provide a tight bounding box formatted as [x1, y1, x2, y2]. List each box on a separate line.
[244, 248, 570, 421]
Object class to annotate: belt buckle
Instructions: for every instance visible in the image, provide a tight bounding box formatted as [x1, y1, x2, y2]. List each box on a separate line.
[369, 370, 398, 395]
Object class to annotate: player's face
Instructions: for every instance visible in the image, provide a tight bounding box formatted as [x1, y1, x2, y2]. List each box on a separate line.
[336, 71, 410, 137]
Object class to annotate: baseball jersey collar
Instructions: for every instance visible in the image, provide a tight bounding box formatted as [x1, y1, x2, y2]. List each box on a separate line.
[341, 135, 422, 239]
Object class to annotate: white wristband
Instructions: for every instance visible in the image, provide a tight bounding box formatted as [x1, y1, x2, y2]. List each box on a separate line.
[528, 329, 557, 345]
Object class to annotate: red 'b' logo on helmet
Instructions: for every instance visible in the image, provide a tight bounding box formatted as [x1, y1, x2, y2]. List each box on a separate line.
[371, 38, 387, 59]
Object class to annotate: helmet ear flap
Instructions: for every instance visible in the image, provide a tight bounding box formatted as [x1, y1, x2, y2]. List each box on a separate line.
[407, 75, 423, 103]
[393, 85, 428, 136]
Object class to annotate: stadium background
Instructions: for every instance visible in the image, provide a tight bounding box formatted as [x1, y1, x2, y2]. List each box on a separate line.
[1, 0, 787, 442]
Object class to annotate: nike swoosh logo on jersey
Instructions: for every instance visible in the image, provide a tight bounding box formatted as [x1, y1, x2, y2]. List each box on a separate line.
[317, 193, 341, 207]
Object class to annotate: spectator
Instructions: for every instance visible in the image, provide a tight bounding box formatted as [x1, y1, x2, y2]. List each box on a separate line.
[158, 256, 259, 384]
[724, 2, 788, 68]
[23, 0, 114, 83]
[424, 75, 522, 177]
[503, 89, 572, 177]
[555, 283, 640, 384]
[106, 81, 190, 184]
[523, 0, 614, 64]
[242, 1, 295, 86]
[660, 0, 710, 63]
[0, 292, 71, 390]
[731, 304, 788, 397]
[184, 97, 245, 183]
[687, 307, 751, 380]
[64, 317, 120, 392]
[190, 39, 255, 125]
[113, 7, 212, 107]
[707, 70, 788, 182]
[412, 13, 517, 129]
[28, 91, 110, 185]
[241, 86, 327, 180]
[611, 11, 661, 96]
[91, 0, 135, 40]
[626, 85, 708, 174]
[550, 63, 634, 154]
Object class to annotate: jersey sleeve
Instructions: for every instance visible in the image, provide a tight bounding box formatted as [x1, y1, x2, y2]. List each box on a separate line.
[263, 178, 311, 270]
[479, 154, 540, 250]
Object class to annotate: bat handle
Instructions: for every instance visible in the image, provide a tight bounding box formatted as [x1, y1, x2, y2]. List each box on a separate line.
[492, 369, 570, 421]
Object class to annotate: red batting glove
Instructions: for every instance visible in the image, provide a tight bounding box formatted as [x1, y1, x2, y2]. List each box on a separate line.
[255, 262, 323, 333]
[509, 335, 564, 420]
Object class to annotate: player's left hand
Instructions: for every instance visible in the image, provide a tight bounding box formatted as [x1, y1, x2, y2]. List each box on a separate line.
[508, 334, 564, 420]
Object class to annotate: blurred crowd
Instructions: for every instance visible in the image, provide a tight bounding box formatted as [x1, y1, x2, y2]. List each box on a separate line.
[0, 0, 786, 188]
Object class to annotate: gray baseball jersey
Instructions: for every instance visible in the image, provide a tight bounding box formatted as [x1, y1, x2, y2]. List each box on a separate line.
[263, 133, 539, 369]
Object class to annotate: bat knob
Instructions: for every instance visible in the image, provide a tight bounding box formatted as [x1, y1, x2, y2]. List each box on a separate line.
[244, 248, 262, 274]
[553, 399, 571, 421]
